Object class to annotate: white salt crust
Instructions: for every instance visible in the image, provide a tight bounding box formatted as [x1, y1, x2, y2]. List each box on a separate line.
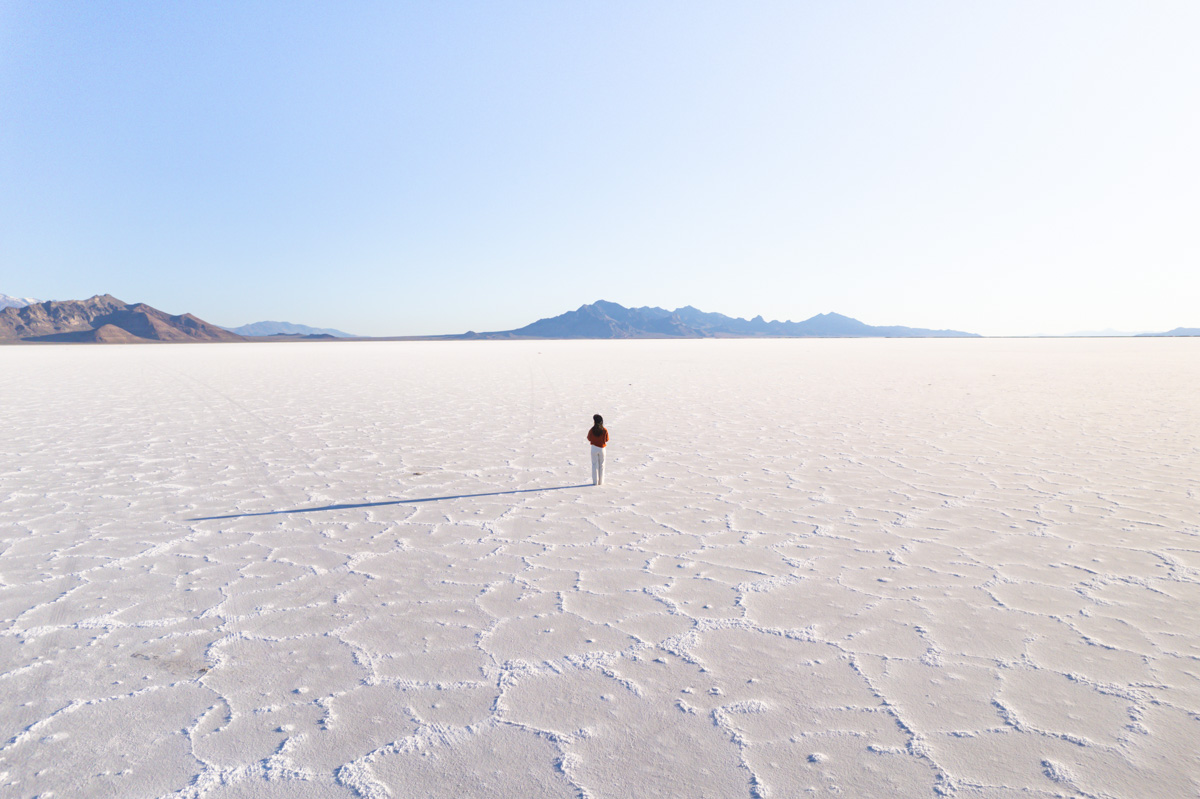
[0, 338, 1198, 797]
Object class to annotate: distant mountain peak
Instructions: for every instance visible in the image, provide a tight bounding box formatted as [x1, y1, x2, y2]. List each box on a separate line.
[225, 321, 356, 338]
[0, 293, 40, 310]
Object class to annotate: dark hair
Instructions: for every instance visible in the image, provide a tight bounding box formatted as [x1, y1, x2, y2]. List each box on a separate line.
[591, 413, 605, 437]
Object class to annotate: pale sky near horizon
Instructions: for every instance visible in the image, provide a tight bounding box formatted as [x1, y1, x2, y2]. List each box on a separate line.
[2, 2, 1198, 337]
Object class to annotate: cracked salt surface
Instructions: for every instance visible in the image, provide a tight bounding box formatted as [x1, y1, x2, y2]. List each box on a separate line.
[1, 338, 1199, 797]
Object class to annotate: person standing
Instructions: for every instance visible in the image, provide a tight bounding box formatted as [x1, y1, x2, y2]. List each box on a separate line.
[587, 414, 609, 486]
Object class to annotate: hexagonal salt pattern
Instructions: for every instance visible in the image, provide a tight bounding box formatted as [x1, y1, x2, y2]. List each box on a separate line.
[1, 338, 1198, 797]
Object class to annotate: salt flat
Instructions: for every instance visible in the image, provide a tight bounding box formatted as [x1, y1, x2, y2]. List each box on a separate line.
[1, 338, 1198, 798]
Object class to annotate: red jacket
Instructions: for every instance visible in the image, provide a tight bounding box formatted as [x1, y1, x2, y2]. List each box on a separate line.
[587, 427, 609, 448]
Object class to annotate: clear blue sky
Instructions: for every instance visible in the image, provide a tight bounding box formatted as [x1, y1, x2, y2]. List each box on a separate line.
[2, 2, 1197, 336]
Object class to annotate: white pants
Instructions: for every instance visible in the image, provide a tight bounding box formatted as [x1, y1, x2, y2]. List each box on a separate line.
[590, 445, 606, 485]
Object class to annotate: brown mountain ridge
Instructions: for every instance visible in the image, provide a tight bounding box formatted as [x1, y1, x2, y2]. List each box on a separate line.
[0, 295, 244, 343]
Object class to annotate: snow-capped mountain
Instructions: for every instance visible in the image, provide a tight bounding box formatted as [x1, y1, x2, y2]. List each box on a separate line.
[0, 293, 39, 310]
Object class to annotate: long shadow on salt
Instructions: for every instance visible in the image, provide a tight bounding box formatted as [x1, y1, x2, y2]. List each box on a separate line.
[186, 483, 591, 520]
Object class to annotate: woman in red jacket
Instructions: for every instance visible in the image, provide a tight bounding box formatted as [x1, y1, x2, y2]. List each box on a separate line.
[587, 414, 608, 486]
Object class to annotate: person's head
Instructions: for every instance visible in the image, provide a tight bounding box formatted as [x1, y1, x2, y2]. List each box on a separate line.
[593, 414, 603, 427]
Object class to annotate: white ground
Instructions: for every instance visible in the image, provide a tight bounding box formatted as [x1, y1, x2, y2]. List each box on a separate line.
[1, 338, 1199, 798]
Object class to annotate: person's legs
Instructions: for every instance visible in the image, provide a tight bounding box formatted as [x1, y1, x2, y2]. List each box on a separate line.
[596, 447, 605, 485]
[591, 446, 600, 485]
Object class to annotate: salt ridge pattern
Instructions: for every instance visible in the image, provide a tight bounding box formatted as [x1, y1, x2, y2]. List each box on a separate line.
[1, 339, 1198, 797]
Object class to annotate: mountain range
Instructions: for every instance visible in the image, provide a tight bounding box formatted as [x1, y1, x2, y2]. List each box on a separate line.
[1137, 327, 1200, 337]
[224, 321, 355, 338]
[0, 295, 244, 343]
[5, 293, 1198, 343]
[459, 301, 980, 339]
